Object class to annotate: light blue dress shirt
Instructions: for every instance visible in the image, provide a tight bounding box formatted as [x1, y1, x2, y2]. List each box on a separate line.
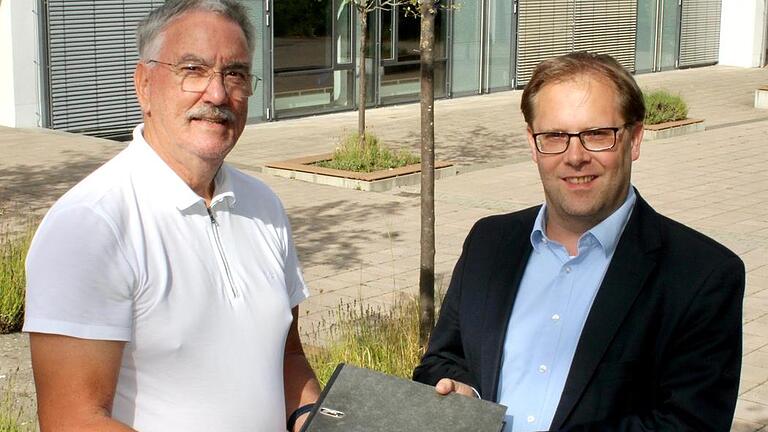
[497, 187, 637, 432]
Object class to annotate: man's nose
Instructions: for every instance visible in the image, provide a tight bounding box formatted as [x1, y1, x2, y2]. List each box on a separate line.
[564, 134, 590, 164]
[201, 72, 228, 104]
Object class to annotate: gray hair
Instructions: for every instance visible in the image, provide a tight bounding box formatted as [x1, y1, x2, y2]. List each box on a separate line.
[136, 0, 255, 60]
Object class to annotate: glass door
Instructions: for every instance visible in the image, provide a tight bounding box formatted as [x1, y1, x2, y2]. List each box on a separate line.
[450, 0, 483, 95]
[636, 0, 680, 73]
[247, 0, 265, 122]
[272, 0, 355, 118]
[636, 0, 657, 72]
[484, 0, 515, 92]
[379, 4, 447, 105]
[449, 0, 516, 96]
[658, 0, 680, 70]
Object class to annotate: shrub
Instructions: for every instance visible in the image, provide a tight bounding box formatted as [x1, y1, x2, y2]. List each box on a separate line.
[316, 132, 419, 173]
[304, 296, 424, 386]
[0, 226, 34, 334]
[644, 90, 688, 125]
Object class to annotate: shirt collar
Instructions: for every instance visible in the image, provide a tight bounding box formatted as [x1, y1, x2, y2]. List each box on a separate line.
[211, 165, 236, 209]
[129, 124, 236, 211]
[588, 187, 636, 256]
[530, 187, 637, 256]
[530, 210, 548, 251]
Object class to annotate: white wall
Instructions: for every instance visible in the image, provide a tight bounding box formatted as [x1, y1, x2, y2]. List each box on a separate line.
[0, 0, 16, 126]
[0, 0, 41, 128]
[720, 0, 767, 67]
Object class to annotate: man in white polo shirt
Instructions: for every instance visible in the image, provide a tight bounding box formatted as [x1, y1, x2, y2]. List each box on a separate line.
[23, 1, 320, 431]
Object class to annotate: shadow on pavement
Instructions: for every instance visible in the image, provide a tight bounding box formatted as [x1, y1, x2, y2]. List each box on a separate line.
[397, 126, 530, 166]
[0, 153, 111, 230]
[289, 199, 410, 270]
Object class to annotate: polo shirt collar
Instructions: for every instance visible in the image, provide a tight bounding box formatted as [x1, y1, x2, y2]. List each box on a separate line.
[211, 165, 236, 209]
[129, 124, 236, 211]
[530, 186, 637, 257]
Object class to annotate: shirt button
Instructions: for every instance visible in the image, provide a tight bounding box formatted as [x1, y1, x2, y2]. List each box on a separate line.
[564, 266, 572, 273]
[538, 364, 547, 373]
[527, 415, 536, 423]
[552, 313, 561, 321]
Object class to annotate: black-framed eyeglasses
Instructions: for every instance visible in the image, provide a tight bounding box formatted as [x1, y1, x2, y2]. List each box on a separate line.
[532, 126, 629, 154]
[146, 59, 260, 99]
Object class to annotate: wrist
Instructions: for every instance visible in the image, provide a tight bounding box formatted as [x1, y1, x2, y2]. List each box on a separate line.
[287, 403, 315, 431]
[469, 385, 481, 399]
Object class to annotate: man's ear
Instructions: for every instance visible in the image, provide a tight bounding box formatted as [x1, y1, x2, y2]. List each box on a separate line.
[630, 121, 643, 161]
[526, 126, 539, 163]
[134, 62, 151, 115]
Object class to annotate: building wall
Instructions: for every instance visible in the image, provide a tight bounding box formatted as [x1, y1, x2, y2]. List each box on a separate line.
[1, 0, 764, 135]
[0, 0, 41, 128]
[719, 0, 767, 67]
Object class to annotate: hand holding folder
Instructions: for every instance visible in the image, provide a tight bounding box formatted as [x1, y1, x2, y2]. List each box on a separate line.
[300, 363, 507, 432]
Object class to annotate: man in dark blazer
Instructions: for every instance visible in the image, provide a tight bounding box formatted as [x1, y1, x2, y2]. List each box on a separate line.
[413, 52, 744, 431]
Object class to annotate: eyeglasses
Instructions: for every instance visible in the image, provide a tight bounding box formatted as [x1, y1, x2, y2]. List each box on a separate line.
[532, 126, 628, 154]
[147, 59, 259, 99]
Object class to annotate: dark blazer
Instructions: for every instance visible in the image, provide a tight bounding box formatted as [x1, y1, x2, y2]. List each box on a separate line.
[413, 193, 744, 431]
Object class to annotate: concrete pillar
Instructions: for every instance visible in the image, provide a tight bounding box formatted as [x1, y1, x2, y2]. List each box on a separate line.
[719, 0, 767, 67]
[0, 0, 42, 128]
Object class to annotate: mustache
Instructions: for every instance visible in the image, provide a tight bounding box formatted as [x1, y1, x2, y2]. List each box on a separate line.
[186, 105, 236, 123]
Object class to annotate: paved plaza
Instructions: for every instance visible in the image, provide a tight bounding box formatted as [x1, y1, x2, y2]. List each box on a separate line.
[1, 65, 767, 429]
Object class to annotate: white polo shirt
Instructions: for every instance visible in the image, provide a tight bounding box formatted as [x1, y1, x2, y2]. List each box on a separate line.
[24, 124, 309, 431]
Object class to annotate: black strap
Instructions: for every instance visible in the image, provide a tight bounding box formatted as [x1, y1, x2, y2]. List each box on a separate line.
[287, 403, 315, 431]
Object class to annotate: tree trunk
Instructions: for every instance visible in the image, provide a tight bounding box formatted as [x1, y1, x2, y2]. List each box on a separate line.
[358, 10, 368, 147]
[418, 0, 436, 349]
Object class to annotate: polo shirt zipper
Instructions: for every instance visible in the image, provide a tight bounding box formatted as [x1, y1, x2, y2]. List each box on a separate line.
[207, 207, 239, 299]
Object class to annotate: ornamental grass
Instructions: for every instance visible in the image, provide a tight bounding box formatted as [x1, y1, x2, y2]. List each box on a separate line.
[304, 295, 425, 386]
[644, 90, 689, 125]
[0, 225, 34, 334]
[316, 132, 419, 173]
[0, 371, 34, 432]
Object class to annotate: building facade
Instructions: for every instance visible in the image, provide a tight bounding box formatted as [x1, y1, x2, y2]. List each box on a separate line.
[0, 0, 764, 138]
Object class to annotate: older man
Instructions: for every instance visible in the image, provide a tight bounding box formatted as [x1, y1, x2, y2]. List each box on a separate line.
[414, 52, 744, 431]
[23, 1, 319, 431]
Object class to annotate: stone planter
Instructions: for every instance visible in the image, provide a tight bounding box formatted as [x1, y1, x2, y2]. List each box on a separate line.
[754, 86, 768, 109]
[264, 154, 455, 192]
[644, 118, 704, 141]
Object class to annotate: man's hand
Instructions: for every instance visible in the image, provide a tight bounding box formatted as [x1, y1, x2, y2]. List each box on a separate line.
[435, 378, 479, 398]
[284, 306, 321, 431]
[292, 409, 311, 432]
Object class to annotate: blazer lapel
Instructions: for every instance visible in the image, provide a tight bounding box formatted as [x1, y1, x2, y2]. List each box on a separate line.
[550, 195, 662, 429]
[480, 209, 537, 401]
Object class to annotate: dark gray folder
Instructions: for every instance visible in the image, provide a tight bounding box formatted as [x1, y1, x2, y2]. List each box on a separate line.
[300, 363, 507, 432]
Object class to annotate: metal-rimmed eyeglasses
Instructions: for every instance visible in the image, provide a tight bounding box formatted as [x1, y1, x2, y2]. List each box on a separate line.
[532, 126, 629, 154]
[147, 59, 259, 100]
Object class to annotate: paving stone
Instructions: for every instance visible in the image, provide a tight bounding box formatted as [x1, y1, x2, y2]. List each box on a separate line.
[738, 394, 768, 430]
[743, 382, 768, 407]
[731, 418, 766, 432]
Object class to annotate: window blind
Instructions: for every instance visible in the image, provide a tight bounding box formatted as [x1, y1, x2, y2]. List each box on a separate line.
[44, 0, 165, 138]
